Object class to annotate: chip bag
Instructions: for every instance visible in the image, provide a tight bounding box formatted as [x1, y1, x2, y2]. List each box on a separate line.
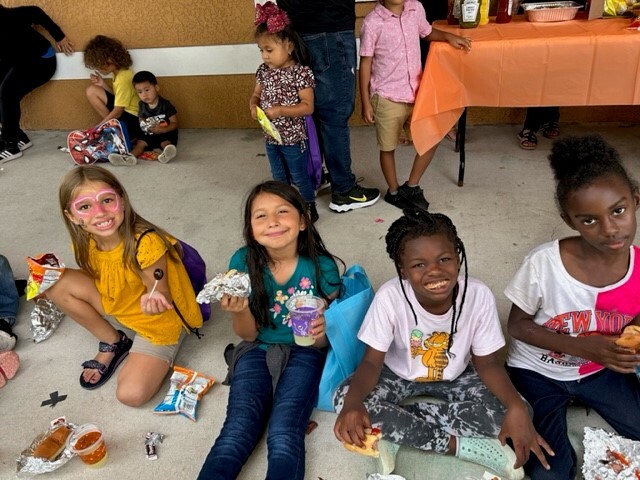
[26, 254, 65, 301]
[153, 366, 215, 422]
[256, 106, 283, 144]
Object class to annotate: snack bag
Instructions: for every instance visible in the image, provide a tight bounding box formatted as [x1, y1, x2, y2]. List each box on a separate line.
[153, 366, 215, 422]
[256, 106, 283, 144]
[26, 254, 65, 301]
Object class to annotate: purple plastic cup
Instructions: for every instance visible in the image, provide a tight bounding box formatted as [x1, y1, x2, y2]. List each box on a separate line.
[285, 295, 323, 346]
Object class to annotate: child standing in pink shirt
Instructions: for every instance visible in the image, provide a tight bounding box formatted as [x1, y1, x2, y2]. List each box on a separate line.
[359, 0, 471, 211]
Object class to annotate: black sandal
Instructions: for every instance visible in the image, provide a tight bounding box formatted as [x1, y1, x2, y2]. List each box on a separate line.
[517, 129, 538, 150]
[541, 121, 560, 139]
[79, 330, 132, 390]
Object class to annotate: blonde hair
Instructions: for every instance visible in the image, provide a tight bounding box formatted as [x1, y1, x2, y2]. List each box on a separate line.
[59, 166, 181, 276]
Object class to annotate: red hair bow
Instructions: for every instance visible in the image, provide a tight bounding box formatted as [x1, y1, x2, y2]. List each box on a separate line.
[255, 1, 290, 33]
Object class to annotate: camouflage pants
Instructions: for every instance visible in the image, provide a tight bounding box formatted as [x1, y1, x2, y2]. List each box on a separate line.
[334, 364, 505, 453]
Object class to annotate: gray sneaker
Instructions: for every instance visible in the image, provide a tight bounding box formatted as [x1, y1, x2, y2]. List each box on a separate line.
[108, 153, 137, 166]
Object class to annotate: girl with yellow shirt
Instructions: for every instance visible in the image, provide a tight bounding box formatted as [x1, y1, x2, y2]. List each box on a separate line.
[46, 165, 202, 406]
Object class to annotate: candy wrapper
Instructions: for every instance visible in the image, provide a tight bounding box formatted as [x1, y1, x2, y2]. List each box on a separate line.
[26, 253, 65, 301]
[256, 106, 283, 144]
[144, 432, 164, 460]
[582, 427, 640, 479]
[16, 417, 76, 476]
[197, 269, 251, 304]
[30, 298, 65, 343]
[153, 366, 215, 421]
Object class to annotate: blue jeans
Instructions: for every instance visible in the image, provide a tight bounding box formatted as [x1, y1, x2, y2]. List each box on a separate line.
[0, 255, 18, 323]
[265, 142, 315, 204]
[302, 30, 357, 194]
[507, 366, 640, 480]
[197, 346, 325, 480]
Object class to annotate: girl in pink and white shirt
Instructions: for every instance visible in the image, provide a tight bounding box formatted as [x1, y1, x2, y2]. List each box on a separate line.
[359, 0, 471, 212]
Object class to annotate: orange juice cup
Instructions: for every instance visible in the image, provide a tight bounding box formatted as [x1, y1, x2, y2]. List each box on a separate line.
[67, 423, 108, 468]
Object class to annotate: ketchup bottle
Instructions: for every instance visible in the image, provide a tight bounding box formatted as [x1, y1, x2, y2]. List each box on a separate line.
[496, 0, 514, 23]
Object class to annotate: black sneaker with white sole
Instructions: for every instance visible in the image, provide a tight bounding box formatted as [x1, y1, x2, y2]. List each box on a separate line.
[329, 183, 380, 212]
[17, 132, 33, 151]
[397, 183, 429, 211]
[0, 142, 23, 164]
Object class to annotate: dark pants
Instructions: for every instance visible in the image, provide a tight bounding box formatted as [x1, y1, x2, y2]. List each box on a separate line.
[197, 346, 325, 480]
[0, 255, 18, 321]
[507, 366, 640, 480]
[523, 107, 560, 132]
[0, 55, 56, 144]
[104, 90, 142, 142]
[265, 142, 315, 204]
[302, 30, 357, 195]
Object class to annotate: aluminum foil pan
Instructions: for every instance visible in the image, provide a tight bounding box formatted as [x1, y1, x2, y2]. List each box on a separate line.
[522, 1, 582, 21]
[582, 427, 640, 479]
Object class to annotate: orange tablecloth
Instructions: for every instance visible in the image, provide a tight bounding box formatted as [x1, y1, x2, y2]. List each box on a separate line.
[411, 17, 640, 155]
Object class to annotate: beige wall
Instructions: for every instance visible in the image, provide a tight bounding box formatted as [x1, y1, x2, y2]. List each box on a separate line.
[10, 0, 637, 130]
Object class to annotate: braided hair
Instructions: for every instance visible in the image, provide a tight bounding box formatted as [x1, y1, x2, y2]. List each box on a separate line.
[385, 209, 468, 353]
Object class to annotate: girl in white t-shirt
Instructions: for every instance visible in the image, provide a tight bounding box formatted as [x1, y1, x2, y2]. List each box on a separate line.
[505, 135, 640, 480]
[333, 210, 551, 480]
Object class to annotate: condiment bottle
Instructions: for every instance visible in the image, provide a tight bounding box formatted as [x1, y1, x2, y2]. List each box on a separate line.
[460, 0, 481, 28]
[447, 0, 460, 25]
[479, 0, 490, 25]
[496, 0, 514, 23]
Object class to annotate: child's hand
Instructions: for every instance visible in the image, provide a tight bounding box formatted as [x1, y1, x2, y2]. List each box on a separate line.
[90, 71, 104, 88]
[334, 402, 372, 447]
[361, 102, 374, 124]
[250, 105, 258, 121]
[220, 294, 249, 313]
[447, 33, 472, 52]
[56, 37, 74, 56]
[264, 105, 282, 119]
[499, 403, 554, 470]
[141, 291, 173, 315]
[311, 313, 326, 340]
[579, 334, 640, 373]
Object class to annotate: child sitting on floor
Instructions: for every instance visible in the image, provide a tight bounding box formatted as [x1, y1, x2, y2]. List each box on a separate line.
[108, 71, 178, 165]
[334, 209, 551, 479]
[83, 35, 142, 166]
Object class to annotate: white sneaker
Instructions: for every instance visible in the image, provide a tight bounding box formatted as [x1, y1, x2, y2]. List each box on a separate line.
[158, 145, 176, 163]
[0, 331, 16, 353]
[375, 439, 400, 475]
[108, 153, 137, 166]
[456, 437, 524, 480]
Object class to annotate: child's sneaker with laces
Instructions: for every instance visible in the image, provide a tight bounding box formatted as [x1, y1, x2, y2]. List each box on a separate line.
[158, 144, 177, 163]
[329, 183, 380, 212]
[375, 439, 400, 475]
[17, 132, 33, 151]
[397, 183, 429, 211]
[0, 142, 23, 164]
[108, 153, 137, 166]
[456, 437, 524, 480]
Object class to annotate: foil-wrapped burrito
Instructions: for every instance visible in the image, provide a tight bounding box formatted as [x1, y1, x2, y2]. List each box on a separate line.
[582, 427, 640, 479]
[30, 298, 65, 343]
[197, 269, 251, 304]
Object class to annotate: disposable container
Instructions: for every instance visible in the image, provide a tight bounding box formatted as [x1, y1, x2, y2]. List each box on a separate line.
[522, 1, 582, 22]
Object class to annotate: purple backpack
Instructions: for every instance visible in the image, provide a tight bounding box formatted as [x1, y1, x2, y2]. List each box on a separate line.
[305, 115, 322, 191]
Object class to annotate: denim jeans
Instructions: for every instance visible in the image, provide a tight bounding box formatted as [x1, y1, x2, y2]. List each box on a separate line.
[302, 30, 357, 194]
[507, 366, 640, 480]
[265, 142, 315, 203]
[0, 255, 18, 323]
[197, 346, 325, 480]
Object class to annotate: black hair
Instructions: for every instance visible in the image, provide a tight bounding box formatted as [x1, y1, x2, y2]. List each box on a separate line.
[549, 134, 638, 214]
[242, 181, 343, 329]
[385, 209, 468, 354]
[255, 24, 310, 67]
[132, 70, 158, 86]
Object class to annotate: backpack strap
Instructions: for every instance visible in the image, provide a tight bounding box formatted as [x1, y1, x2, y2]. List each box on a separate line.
[135, 228, 202, 339]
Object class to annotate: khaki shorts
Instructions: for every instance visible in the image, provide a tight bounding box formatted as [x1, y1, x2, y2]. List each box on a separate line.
[371, 94, 414, 152]
[107, 316, 184, 364]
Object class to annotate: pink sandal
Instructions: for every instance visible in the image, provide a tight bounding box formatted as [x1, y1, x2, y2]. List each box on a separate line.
[0, 351, 20, 388]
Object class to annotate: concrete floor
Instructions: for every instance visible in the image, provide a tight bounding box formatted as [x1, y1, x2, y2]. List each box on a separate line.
[1, 123, 637, 479]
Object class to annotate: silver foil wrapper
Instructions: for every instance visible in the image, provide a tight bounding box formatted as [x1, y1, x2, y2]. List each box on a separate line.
[30, 298, 65, 343]
[583, 427, 640, 480]
[16, 421, 76, 476]
[197, 270, 251, 304]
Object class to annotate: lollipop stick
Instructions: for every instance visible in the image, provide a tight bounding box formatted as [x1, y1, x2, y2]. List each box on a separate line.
[146, 269, 164, 309]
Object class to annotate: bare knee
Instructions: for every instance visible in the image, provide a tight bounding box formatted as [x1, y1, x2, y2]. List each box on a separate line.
[115, 384, 151, 407]
[86, 84, 103, 101]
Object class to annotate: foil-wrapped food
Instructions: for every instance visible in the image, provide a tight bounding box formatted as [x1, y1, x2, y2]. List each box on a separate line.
[16, 418, 76, 476]
[30, 298, 65, 343]
[582, 427, 640, 480]
[197, 269, 251, 304]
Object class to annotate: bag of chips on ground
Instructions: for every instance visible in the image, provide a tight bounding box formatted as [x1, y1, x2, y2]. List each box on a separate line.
[26, 254, 65, 301]
[153, 366, 215, 422]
